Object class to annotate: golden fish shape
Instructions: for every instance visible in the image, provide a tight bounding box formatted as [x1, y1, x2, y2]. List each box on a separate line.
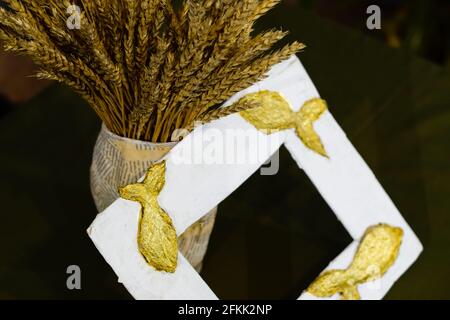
[307, 224, 404, 300]
[119, 161, 178, 273]
[239, 91, 329, 157]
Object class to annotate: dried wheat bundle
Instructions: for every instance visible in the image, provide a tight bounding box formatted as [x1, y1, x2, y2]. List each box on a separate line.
[0, 0, 304, 142]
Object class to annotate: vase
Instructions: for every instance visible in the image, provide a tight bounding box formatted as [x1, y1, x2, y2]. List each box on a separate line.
[90, 124, 217, 272]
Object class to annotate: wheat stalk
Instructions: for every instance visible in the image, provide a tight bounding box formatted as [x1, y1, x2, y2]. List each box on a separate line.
[0, 0, 304, 142]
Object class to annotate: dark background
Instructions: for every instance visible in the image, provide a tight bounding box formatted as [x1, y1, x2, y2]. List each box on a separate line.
[0, 0, 449, 299]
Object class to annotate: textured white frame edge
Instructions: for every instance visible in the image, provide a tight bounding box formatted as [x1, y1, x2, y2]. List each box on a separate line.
[87, 56, 423, 300]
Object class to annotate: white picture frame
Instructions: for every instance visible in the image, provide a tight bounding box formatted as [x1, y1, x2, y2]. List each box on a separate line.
[88, 56, 423, 300]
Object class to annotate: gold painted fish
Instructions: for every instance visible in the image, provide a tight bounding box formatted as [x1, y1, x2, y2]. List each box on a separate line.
[239, 91, 329, 157]
[307, 224, 404, 300]
[119, 161, 178, 273]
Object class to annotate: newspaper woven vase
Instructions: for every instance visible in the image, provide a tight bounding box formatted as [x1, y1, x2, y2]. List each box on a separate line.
[90, 124, 217, 272]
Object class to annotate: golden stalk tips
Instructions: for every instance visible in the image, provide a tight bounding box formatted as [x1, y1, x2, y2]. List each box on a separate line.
[0, 0, 304, 142]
